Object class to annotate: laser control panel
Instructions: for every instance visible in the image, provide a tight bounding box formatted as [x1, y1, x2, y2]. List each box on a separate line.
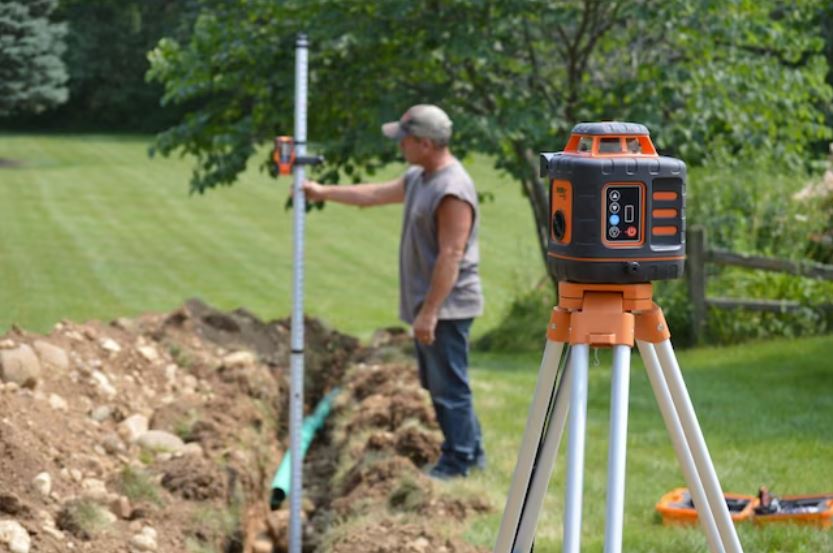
[604, 184, 642, 245]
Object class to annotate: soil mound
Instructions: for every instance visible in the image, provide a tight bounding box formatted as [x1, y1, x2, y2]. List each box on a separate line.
[0, 302, 490, 552]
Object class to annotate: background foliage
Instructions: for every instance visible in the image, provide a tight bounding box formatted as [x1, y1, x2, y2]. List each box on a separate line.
[146, 0, 832, 278]
[3, 0, 196, 131]
[0, 0, 68, 116]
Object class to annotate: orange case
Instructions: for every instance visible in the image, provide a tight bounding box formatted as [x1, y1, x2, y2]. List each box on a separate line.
[656, 487, 758, 525]
[754, 494, 833, 528]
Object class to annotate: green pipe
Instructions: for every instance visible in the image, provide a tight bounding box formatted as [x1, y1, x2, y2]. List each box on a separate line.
[270, 388, 339, 510]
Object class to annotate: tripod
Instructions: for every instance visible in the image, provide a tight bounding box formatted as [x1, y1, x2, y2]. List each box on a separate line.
[494, 282, 744, 553]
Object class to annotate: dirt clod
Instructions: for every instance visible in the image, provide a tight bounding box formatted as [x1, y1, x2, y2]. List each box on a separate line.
[160, 455, 227, 500]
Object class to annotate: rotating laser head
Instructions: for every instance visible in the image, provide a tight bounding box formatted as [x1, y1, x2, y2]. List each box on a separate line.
[541, 122, 686, 284]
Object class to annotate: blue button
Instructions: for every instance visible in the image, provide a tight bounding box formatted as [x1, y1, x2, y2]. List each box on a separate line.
[609, 214, 620, 226]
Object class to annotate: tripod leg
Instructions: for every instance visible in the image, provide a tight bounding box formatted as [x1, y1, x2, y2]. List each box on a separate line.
[603, 345, 631, 553]
[637, 340, 725, 553]
[494, 340, 567, 553]
[654, 340, 744, 553]
[563, 344, 590, 553]
[513, 352, 573, 553]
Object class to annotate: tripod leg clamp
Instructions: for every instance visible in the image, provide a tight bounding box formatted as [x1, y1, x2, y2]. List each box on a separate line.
[634, 302, 671, 343]
[547, 308, 571, 342]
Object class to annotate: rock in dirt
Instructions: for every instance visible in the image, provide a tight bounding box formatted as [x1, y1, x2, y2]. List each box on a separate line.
[129, 531, 157, 551]
[31, 472, 52, 497]
[128, 525, 158, 550]
[119, 414, 149, 443]
[91, 369, 117, 397]
[48, 393, 68, 411]
[33, 341, 69, 372]
[81, 478, 111, 502]
[90, 405, 112, 422]
[99, 338, 121, 354]
[0, 519, 31, 553]
[136, 430, 184, 453]
[101, 433, 126, 455]
[0, 345, 41, 388]
[110, 496, 132, 520]
[136, 346, 159, 363]
[221, 350, 257, 369]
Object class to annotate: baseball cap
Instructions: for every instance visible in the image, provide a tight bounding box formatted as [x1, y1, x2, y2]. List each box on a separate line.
[381, 104, 453, 145]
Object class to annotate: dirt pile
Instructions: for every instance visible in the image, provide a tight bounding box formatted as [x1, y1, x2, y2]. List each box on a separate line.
[295, 361, 491, 553]
[0, 301, 492, 552]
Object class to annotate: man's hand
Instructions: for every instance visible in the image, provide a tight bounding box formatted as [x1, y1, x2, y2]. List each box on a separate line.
[301, 180, 328, 202]
[413, 306, 439, 345]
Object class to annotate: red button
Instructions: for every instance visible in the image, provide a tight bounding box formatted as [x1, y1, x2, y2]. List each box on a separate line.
[626, 226, 637, 238]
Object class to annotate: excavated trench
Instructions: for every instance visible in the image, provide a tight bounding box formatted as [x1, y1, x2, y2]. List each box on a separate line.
[0, 301, 490, 553]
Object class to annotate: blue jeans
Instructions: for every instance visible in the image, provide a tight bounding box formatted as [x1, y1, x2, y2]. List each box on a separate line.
[414, 318, 483, 471]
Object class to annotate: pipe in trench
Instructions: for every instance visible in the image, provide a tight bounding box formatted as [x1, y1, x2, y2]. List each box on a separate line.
[270, 388, 340, 510]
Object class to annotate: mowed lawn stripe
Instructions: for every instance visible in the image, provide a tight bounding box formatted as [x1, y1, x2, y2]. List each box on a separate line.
[0, 134, 543, 336]
[38, 141, 195, 315]
[1, 139, 130, 324]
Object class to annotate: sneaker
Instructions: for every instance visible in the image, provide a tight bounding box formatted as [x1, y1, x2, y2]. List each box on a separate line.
[427, 462, 468, 481]
[426, 453, 470, 481]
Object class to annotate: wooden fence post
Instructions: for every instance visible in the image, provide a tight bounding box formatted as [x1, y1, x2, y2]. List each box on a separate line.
[686, 226, 708, 344]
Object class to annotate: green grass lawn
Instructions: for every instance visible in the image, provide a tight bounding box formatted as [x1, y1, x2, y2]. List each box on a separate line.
[0, 134, 541, 339]
[4, 135, 833, 551]
[459, 335, 833, 552]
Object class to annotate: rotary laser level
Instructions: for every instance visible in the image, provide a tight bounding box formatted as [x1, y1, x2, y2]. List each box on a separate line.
[494, 123, 744, 553]
[541, 122, 686, 284]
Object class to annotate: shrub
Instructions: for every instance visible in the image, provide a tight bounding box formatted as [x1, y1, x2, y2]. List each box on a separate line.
[686, 162, 833, 344]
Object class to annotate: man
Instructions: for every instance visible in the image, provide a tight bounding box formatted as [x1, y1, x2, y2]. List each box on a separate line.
[303, 104, 485, 479]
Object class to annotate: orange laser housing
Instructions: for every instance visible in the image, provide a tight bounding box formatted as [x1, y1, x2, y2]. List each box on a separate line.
[541, 122, 686, 284]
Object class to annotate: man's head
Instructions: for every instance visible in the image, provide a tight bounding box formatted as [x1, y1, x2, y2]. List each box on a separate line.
[382, 104, 453, 166]
[382, 104, 453, 145]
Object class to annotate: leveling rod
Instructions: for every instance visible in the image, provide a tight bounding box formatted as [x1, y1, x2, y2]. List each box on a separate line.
[280, 32, 323, 553]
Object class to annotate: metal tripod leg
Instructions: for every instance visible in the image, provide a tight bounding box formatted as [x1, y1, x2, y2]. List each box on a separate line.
[638, 339, 744, 553]
[494, 340, 567, 553]
[603, 345, 631, 553]
[512, 346, 573, 552]
[563, 344, 590, 553]
[509, 344, 634, 553]
[637, 340, 724, 553]
[654, 340, 744, 553]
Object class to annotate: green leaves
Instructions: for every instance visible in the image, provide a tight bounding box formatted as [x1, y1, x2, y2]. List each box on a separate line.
[148, 0, 832, 268]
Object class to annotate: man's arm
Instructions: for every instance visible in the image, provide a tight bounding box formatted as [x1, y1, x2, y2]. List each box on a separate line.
[302, 177, 405, 206]
[412, 195, 474, 345]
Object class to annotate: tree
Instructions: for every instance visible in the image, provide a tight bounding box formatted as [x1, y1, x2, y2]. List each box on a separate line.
[0, 0, 68, 116]
[148, 0, 832, 285]
[44, 0, 198, 131]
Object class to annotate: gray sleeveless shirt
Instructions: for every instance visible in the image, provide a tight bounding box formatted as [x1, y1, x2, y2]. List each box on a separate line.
[399, 160, 484, 324]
